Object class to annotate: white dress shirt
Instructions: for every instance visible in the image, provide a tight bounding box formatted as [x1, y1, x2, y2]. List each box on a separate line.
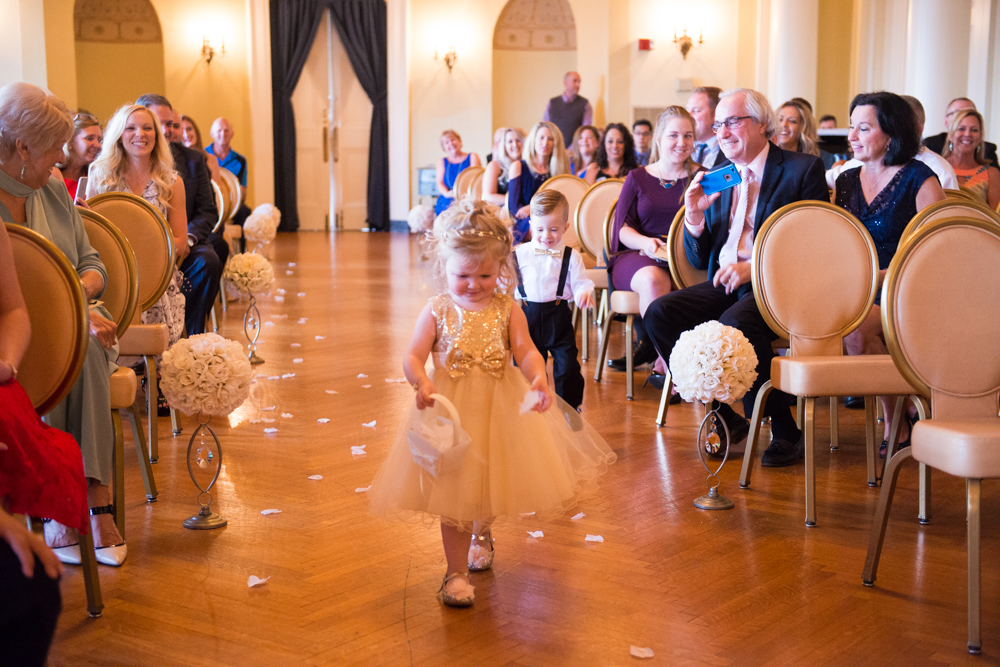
[693, 136, 721, 169]
[514, 241, 595, 304]
[825, 147, 958, 190]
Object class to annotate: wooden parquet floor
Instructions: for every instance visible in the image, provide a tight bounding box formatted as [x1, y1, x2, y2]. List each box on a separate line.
[48, 232, 999, 666]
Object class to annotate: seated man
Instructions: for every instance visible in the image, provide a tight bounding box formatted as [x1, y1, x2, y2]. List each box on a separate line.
[207, 117, 251, 232]
[923, 97, 998, 170]
[644, 88, 829, 467]
[136, 94, 223, 336]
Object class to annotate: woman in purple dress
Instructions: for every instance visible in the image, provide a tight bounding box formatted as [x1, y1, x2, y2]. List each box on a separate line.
[607, 107, 702, 380]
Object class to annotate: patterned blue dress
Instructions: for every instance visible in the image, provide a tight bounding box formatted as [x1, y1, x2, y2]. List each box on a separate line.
[435, 154, 473, 215]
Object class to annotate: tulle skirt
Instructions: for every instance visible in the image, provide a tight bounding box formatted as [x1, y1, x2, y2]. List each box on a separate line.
[367, 362, 616, 531]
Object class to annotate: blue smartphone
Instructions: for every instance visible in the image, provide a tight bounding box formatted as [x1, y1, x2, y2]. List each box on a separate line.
[699, 164, 742, 196]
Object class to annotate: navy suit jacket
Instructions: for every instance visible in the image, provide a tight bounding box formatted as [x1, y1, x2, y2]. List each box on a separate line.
[170, 142, 218, 244]
[684, 143, 829, 278]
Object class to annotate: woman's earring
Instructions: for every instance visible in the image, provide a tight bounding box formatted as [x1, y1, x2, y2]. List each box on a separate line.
[949, 142, 953, 152]
[20, 159, 27, 180]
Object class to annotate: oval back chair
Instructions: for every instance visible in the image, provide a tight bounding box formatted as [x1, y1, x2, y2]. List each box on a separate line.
[574, 178, 624, 262]
[740, 202, 918, 525]
[665, 205, 707, 289]
[453, 165, 484, 200]
[901, 198, 1000, 242]
[216, 175, 234, 223]
[864, 217, 1000, 655]
[944, 188, 979, 203]
[219, 168, 242, 220]
[6, 224, 88, 415]
[79, 209, 138, 338]
[469, 169, 486, 200]
[211, 179, 227, 233]
[539, 174, 589, 249]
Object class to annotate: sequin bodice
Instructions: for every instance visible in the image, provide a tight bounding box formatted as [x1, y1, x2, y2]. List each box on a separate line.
[430, 293, 512, 380]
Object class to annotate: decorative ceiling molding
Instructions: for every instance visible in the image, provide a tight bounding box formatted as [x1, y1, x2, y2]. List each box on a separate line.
[75, 0, 162, 43]
[493, 0, 576, 52]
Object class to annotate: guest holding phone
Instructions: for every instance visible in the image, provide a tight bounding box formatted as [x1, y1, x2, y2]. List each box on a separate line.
[644, 88, 829, 467]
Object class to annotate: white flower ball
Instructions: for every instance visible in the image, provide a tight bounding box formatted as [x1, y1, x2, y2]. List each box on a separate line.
[221, 252, 275, 296]
[668, 321, 759, 405]
[160, 333, 253, 416]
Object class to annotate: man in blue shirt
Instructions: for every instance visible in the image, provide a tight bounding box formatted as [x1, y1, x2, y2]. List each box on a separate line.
[206, 118, 251, 235]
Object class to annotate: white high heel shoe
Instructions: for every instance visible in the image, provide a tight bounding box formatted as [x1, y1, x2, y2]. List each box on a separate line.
[52, 544, 82, 566]
[90, 505, 127, 567]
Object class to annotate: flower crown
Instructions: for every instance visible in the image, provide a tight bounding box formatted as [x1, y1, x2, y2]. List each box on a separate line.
[446, 228, 509, 243]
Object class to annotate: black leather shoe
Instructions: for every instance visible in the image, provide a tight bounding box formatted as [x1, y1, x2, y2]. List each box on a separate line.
[844, 396, 864, 410]
[761, 434, 805, 467]
[724, 413, 751, 448]
[608, 338, 657, 371]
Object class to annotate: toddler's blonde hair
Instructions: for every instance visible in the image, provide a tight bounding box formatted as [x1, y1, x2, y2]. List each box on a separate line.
[529, 189, 569, 223]
[431, 198, 516, 294]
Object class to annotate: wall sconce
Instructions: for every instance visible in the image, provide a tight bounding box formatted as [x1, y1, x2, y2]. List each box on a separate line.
[202, 36, 225, 64]
[435, 44, 457, 72]
[673, 26, 702, 59]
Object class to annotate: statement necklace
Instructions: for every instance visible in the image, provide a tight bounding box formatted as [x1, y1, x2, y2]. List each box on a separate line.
[655, 164, 686, 189]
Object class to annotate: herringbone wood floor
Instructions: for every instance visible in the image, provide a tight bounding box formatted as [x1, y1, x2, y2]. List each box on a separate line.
[48, 232, 998, 666]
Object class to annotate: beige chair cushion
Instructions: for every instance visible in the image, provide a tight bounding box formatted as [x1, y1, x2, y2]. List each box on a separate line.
[610, 290, 640, 314]
[586, 268, 608, 290]
[912, 419, 1000, 479]
[109, 366, 138, 410]
[225, 223, 243, 239]
[119, 324, 169, 356]
[540, 175, 588, 248]
[772, 355, 916, 397]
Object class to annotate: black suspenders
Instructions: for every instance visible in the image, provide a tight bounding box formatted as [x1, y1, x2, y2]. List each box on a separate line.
[513, 246, 573, 303]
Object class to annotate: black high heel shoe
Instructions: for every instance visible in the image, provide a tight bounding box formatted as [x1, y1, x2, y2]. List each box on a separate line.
[608, 338, 657, 371]
[879, 412, 917, 458]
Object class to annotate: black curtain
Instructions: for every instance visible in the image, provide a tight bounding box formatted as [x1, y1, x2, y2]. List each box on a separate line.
[328, 0, 389, 231]
[270, 0, 325, 232]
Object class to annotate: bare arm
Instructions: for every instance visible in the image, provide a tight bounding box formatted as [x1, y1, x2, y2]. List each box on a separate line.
[915, 175, 946, 212]
[618, 225, 663, 257]
[0, 222, 30, 381]
[987, 167, 1000, 210]
[404, 302, 438, 409]
[582, 163, 598, 186]
[168, 177, 190, 261]
[508, 301, 551, 412]
[482, 161, 505, 205]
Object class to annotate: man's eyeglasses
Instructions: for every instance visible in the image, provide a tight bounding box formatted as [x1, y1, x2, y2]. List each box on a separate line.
[712, 116, 753, 133]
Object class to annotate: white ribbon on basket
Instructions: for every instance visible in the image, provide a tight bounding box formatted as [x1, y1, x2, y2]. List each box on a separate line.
[407, 393, 474, 494]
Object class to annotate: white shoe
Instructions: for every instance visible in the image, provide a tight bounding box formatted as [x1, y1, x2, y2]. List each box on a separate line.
[52, 544, 82, 566]
[94, 542, 127, 567]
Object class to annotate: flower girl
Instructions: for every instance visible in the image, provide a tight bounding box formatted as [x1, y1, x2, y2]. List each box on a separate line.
[367, 199, 616, 607]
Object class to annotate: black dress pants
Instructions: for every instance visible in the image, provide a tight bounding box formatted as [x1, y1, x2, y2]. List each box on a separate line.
[180, 242, 223, 336]
[522, 300, 585, 409]
[0, 542, 61, 667]
[644, 280, 793, 421]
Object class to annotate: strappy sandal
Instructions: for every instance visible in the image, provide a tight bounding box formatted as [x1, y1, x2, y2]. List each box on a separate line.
[439, 572, 475, 607]
[468, 531, 495, 572]
[41, 518, 83, 565]
[90, 505, 127, 567]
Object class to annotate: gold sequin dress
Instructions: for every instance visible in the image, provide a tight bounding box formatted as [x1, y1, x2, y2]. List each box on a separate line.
[367, 293, 616, 530]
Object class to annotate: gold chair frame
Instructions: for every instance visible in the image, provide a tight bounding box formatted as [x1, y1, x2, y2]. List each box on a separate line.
[863, 216, 1000, 654]
[219, 168, 243, 221]
[539, 174, 589, 250]
[7, 223, 104, 618]
[944, 187, 979, 203]
[453, 165, 484, 200]
[900, 197, 1000, 242]
[211, 179, 227, 234]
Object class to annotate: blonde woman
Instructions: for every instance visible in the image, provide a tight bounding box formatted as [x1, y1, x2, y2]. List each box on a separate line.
[434, 130, 481, 216]
[507, 121, 569, 243]
[483, 127, 524, 206]
[568, 125, 600, 176]
[942, 109, 1000, 209]
[87, 104, 188, 413]
[776, 100, 820, 157]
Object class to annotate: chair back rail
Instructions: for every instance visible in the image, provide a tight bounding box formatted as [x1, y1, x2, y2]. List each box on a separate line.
[539, 174, 589, 249]
[901, 198, 1000, 242]
[78, 208, 139, 338]
[574, 179, 624, 261]
[453, 166, 484, 200]
[944, 188, 979, 203]
[469, 170, 485, 200]
[211, 180, 226, 233]
[666, 205, 710, 289]
[6, 224, 89, 414]
[217, 176, 234, 223]
[87, 192, 174, 314]
[219, 168, 242, 220]
[882, 217, 1000, 419]
[752, 201, 879, 357]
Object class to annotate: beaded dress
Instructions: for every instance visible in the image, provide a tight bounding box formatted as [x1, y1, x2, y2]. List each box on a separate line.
[367, 292, 616, 530]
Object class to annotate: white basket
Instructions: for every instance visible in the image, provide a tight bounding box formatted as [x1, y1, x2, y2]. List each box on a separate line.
[406, 393, 471, 478]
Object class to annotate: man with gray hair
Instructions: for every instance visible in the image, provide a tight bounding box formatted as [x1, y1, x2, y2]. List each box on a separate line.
[644, 88, 829, 467]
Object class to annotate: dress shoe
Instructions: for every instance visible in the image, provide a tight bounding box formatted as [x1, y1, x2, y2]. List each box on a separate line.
[439, 572, 475, 607]
[52, 544, 82, 566]
[468, 531, 494, 572]
[761, 434, 805, 467]
[723, 412, 751, 449]
[844, 396, 864, 410]
[94, 543, 128, 567]
[608, 338, 657, 371]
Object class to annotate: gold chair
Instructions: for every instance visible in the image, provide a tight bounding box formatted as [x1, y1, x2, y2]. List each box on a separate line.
[453, 165, 484, 200]
[210, 180, 227, 234]
[900, 197, 1000, 242]
[862, 216, 1000, 655]
[573, 178, 624, 360]
[80, 209, 159, 531]
[220, 167, 243, 220]
[738, 202, 919, 526]
[7, 223, 103, 618]
[87, 192, 177, 462]
[539, 174, 589, 249]
[469, 169, 486, 199]
[943, 188, 979, 203]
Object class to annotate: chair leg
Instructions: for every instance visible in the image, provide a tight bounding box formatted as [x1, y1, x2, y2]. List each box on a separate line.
[913, 395, 932, 524]
[210, 302, 218, 333]
[862, 447, 914, 587]
[878, 396, 906, 483]
[125, 403, 158, 501]
[803, 397, 817, 526]
[739, 380, 773, 489]
[967, 478, 982, 654]
[111, 409, 125, 540]
[829, 397, 839, 451]
[656, 376, 673, 427]
[571, 302, 578, 329]
[796, 396, 803, 430]
[597, 289, 608, 327]
[624, 314, 634, 400]
[78, 528, 104, 618]
[220, 282, 228, 312]
[143, 355, 158, 464]
[171, 408, 181, 436]
[865, 396, 877, 486]
[581, 305, 589, 361]
[594, 309, 614, 382]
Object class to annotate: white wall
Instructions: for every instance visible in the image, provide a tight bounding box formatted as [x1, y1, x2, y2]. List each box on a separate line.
[0, 0, 48, 89]
[492, 50, 578, 133]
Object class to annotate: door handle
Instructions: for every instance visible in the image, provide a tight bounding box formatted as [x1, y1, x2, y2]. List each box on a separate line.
[332, 127, 339, 163]
[322, 125, 329, 163]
